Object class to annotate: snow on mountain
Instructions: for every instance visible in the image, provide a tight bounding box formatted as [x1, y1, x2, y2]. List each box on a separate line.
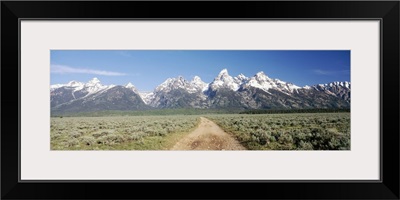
[314, 81, 351, 91]
[50, 78, 115, 99]
[51, 71, 351, 110]
[138, 92, 154, 104]
[311, 81, 351, 101]
[155, 76, 191, 92]
[154, 76, 208, 94]
[67, 80, 84, 87]
[125, 82, 135, 88]
[148, 75, 209, 108]
[209, 69, 242, 91]
[50, 80, 85, 91]
[125, 82, 139, 93]
[68, 81, 85, 93]
[50, 84, 66, 91]
[234, 73, 249, 85]
[243, 71, 301, 94]
[190, 76, 209, 92]
[321, 81, 351, 89]
[83, 77, 109, 95]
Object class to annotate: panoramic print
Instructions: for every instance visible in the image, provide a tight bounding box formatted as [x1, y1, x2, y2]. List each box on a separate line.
[50, 50, 350, 150]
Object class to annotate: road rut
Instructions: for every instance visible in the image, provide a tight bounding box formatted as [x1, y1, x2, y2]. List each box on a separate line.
[171, 117, 246, 150]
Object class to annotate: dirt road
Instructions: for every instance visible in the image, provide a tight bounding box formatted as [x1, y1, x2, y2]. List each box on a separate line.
[171, 117, 246, 150]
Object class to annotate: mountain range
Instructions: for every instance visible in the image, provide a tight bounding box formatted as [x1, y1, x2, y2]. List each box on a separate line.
[50, 69, 350, 114]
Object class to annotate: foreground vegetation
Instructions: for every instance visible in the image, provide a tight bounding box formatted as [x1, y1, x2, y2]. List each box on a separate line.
[51, 115, 199, 150]
[207, 113, 350, 150]
[51, 112, 350, 150]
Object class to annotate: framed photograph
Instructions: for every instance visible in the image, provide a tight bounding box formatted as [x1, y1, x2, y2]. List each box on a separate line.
[2, 1, 399, 199]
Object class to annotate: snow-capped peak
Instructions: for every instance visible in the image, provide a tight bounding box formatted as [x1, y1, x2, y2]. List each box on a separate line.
[50, 84, 66, 91]
[191, 76, 208, 92]
[156, 76, 189, 92]
[215, 69, 233, 81]
[317, 81, 351, 89]
[192, 76, 202, 82]
[236, 73, 248, 81]
[155, 76, 206, 94]
[85, 78, 102, 87]
[50, 77, 115, 97]
[49, 80, 85, 92]
[233, 73, 249, 87]
[88, 77, 101, 85]
[177, 76, 185, 82]
[51, 80, 84, 91]
[256, 71, 266, 76]
[125, 82, 135, 88]
[332, 81, 351, 89]
[66, 80, 84, 87]
[191, 76, 205, 85]
[254, 71, 270, 81]
[218, 68, 229, 76]
[83, 77, 111, 95]
[243, 71, 301, 94]
[208, 68, 241, 91]
[125, 82, 139, 93]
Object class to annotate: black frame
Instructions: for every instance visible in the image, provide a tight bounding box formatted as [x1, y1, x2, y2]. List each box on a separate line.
[2, 1, 399, 199]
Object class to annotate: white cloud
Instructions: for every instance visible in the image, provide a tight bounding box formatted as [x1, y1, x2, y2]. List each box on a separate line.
[313, 69, 350, 75]
[51, 65, 126, 76]
[313, 69, 331, 75]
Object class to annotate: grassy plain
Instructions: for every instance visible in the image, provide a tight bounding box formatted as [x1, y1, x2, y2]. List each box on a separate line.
[50, 115, 200, 150]
[51, 112, 350, 150]
[207, 113, 350, 150]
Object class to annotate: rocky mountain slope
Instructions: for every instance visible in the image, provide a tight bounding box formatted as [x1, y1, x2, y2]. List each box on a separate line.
[51, 69, 350, 114]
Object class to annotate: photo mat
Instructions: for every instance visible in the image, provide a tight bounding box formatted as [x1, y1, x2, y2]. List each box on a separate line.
[21, 20, 379, 180]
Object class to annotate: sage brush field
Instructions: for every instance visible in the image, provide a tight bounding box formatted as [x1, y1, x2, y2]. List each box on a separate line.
[207, 113, 350, 150]
[50, 115, 199, 150]
[51, 113, 350, 150]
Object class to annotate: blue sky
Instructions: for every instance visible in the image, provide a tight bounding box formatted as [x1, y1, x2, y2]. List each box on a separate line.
[51, 50, 350, 91]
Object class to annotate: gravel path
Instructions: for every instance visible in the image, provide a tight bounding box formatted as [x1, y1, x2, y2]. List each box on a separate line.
[171, 117, 246, 150]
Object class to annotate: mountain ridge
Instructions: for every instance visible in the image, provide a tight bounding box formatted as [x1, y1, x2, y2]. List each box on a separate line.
[51, 69, 351, 114]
